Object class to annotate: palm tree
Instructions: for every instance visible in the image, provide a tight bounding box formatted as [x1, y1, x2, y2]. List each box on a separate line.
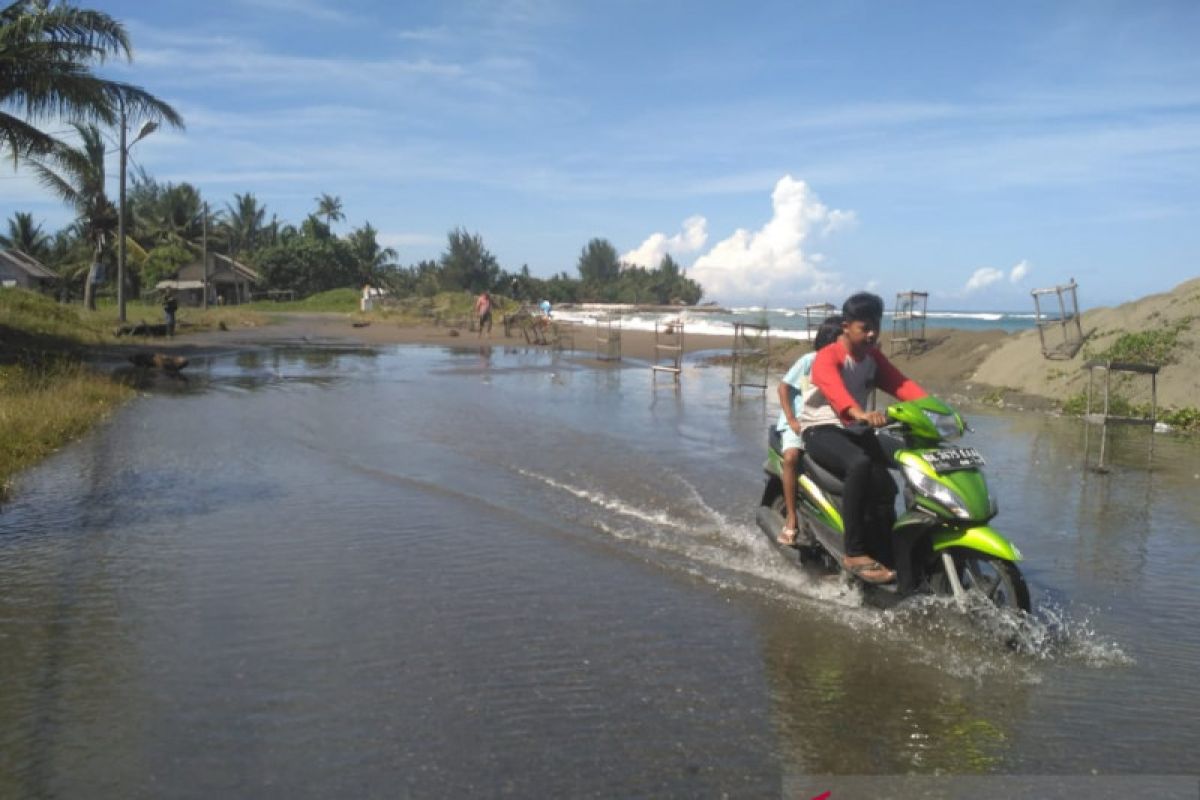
[30, 122, 115, 308]
[314, 193, 344, 228]
[0, 210, 49, 258]
[299, 213, 331, 240]
[0, 1, 182, 165]
[129, 169, 206, 250]
[345, 221, 397, 285]
[222, 192, 266, 257]
[1, 0, 127, 161]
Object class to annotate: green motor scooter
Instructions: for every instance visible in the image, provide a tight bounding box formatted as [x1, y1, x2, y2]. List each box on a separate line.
[757, 396, 1031, 612]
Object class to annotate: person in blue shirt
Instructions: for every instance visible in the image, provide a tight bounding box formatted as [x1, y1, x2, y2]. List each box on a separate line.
[775, 314, 843, 544]
[539, 299, 552, 319]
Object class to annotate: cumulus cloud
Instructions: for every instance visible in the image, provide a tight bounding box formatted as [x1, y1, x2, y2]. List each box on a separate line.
[961, 260, 1031, 294]
[621, 215, 708, 268]
[964, 267, 1005, 293]
[686, 175, 852, 304]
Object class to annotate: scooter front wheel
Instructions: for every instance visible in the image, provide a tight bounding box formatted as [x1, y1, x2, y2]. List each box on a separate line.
[930, 548, 1031, 613]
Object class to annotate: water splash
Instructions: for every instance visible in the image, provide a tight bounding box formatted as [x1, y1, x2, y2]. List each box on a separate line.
[518, 466, 1132, 677]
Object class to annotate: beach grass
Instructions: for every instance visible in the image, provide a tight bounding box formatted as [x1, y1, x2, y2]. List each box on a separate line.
[0, 290, 136, 500]
[92, 297, 270, 333]
[0, 356, 133, 500]
[359, 291, 521, 327]
[243, 287, 360, 313]
[0, 289, 271, 346]
[1, 286, 115, 345]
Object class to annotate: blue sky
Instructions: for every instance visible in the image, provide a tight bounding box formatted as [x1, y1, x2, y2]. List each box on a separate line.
[5, 0, 1199, 309]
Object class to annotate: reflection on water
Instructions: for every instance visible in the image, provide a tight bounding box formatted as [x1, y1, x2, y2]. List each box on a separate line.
[1, 343, 1199, 795]
[760, 607, 1026, 774]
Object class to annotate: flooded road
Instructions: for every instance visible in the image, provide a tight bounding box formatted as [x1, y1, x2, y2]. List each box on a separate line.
[1, 344, 1197, 797]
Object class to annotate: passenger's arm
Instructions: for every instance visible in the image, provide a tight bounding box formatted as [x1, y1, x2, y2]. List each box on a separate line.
[778, 381, 800, 432]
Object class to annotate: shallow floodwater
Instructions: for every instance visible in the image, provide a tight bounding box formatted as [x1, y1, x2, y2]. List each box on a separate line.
[1, 344, 1198, 798]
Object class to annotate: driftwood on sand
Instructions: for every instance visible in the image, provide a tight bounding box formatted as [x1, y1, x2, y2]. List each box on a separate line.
[128, 353, 189, 372]
[115, 321, 170, 337]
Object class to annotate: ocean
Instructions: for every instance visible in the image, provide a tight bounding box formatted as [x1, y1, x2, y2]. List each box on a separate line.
[556, 304, 1037, 340]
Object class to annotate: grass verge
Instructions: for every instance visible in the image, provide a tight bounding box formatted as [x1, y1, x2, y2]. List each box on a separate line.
[0, 356, 133, 501]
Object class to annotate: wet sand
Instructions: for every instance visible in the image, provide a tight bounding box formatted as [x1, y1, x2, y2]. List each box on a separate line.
[164, 311, 1010, 399]
[157, 275, 1200, 414]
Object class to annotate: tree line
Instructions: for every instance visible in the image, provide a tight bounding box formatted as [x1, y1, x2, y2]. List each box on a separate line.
[1, 1, 704, 307]
[382, 231, 702, 306]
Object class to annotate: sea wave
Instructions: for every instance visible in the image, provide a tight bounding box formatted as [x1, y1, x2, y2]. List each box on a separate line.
[924, 311, 1005, 321]
[552, 305, 1033, 337]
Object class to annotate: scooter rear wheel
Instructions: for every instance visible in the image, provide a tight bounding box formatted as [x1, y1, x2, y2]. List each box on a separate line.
[930, 548, 1031, 613]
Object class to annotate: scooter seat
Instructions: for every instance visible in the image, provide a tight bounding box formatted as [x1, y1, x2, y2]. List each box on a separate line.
[801, 453, 845, 496]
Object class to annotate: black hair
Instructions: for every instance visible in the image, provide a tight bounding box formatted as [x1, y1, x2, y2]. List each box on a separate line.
[842, 292, 884, 324]
[814, 314, 843, 350]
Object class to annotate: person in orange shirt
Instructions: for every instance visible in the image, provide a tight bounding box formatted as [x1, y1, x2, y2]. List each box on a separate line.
[800, 292, 927, 584]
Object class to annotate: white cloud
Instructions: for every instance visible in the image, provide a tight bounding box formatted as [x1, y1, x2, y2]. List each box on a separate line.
[686, 176, 850, 304]
[621, 215, 707, 268]
[960, 260, 1030, 295]
[824, 209, 858, 234]
[1009, 259, 1030, 282]
[964, 267, 1005, 293]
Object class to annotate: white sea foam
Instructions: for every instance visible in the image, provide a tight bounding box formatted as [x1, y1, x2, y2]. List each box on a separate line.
[553, 309, 815, 341]
[925, 311, 1005, 321]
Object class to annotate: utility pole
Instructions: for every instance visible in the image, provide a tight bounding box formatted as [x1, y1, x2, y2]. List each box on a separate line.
[117, 98, 127, 322]
[116, 98, 158, 323]
[202, 201, 209, 310]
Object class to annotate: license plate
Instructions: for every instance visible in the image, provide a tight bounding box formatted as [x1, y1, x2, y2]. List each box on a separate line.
[923, 446, 985, 472]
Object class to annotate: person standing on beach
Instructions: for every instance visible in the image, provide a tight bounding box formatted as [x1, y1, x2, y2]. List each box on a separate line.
[775, 315, 843, 545]
[801, 293, 927, 584]
[474, 290, 493, 338]
[162, 290, 178, 337]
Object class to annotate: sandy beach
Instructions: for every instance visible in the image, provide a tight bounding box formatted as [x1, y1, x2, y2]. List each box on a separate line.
[148, 274, 1197, 418]
[165, 312, 1008, 396]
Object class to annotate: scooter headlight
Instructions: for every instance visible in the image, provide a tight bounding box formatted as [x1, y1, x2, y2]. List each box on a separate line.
[922, 409, 964, 440]
[902, 463, 972, 519]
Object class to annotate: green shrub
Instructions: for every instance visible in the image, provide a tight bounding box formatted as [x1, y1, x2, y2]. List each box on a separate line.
[1162, 407, 1200, 432]
[1085, 317, 1193, 366]
[1060, 391, 1200, 432]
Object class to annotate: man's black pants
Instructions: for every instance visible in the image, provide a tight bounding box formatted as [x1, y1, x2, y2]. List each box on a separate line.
[801, 425, 895, 559]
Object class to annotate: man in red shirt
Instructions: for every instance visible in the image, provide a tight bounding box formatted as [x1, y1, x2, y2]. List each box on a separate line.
[800, 292, 927, 584]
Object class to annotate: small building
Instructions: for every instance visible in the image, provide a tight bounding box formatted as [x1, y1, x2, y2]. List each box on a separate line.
[157, 253, 261, 306]
[0, 248, 57, 292]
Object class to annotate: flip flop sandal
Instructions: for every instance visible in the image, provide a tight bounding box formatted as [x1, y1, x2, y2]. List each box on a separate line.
[844, 560, 897, 585]
[777, 527, 799, 546]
